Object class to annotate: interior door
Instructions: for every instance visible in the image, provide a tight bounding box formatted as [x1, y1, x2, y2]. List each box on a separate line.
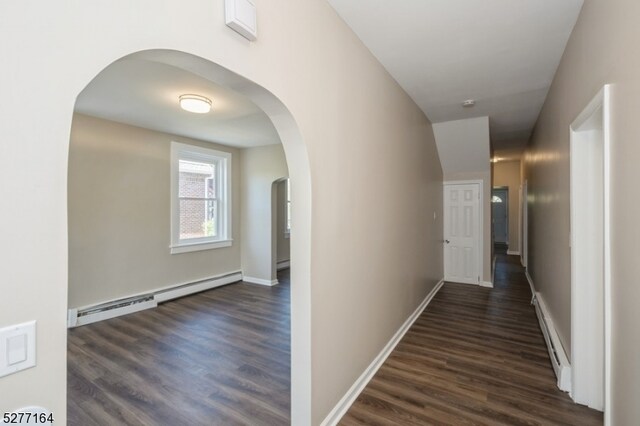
[444, 183, 480, 284]
[492, 188, 508, 244]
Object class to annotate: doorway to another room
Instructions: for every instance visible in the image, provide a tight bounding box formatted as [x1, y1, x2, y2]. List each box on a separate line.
[66, 50, 302, 424]
[492, 187, 509, 248]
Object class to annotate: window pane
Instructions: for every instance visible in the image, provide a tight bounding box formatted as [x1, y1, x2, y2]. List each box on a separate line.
[179, 199, 217, 240]
[179, 160, 215, 198]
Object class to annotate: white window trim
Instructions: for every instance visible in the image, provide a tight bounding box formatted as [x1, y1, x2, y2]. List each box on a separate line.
[170, 142, 232, 254]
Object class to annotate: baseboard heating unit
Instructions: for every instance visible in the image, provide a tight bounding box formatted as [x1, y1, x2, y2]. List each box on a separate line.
[68, 271, 243, 328]
[69, 294, 157, 327]
[533, 293, 572, 392]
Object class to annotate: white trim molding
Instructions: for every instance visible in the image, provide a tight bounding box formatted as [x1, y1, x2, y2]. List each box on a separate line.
[155, 271, 242, 303]
[525, 270, 536, 304]
[506, 250, 520, 256]
[243, 276, 279, 286]
[320, 279, 445, 426]
[491, 254, 497, 284]
[277, 259, 290, 270]
[570, 85, 611, 418]
[479, 281, 493, 288]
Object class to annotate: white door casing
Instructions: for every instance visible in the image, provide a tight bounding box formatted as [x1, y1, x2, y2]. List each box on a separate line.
[570, 85, 611, 418]
[444, 183, 481, 285]
[522, 180, 528, 268]
[492, 188, 509, 244]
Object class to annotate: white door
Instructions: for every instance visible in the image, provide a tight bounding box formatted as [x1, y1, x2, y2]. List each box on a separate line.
[492, 188, 508, 244]
[444, 183, 480, 285]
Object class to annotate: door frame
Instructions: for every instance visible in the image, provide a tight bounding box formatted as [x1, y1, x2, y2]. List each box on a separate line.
[443, 180, 484, 285]
[569, 85, 611, 420]
[491, 186, 509, 244]
[521, 180, 528, 268]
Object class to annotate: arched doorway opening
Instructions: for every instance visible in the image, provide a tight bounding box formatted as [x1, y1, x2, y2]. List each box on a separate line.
[66, 49, 311, 423]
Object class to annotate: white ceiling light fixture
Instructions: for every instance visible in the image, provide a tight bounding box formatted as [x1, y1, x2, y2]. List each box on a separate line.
[179, 94, 212, 114]
[462, 99, 476, 108]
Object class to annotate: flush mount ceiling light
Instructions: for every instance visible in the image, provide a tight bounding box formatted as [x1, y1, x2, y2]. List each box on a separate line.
[462, 99, 476, 107]
[179, 94, 212, 114]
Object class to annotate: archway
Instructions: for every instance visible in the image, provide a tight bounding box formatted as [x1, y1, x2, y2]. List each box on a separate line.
[67, 49, 312, 422]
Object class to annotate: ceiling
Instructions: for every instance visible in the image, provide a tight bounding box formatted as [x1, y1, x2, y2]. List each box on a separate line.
[328, 0, 584, 154]
[75, 58, 280, 148]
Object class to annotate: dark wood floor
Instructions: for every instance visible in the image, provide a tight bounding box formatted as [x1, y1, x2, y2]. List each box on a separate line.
[340, 247, 603, 425]
[67, 269, 290, 425]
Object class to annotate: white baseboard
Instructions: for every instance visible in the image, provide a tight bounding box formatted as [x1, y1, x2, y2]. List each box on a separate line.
[277, 260, 290, 270]
[480, 281, 493, 288]
[525, 270, 536, 303]
[68, 271, 243, 328]
[320, 279, 445, 426]
[507, 250, 521, 255]
[243, 276, 279, 286]
[155, 271, 243, 303]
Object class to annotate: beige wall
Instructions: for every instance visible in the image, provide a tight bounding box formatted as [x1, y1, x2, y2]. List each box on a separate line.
[493, 160, 521, 252]
[276, 180, 291, 263]
[525, 0, 640, 422]
[0, 0, 443, 423]
[68, 114, 242, 308]
[444, 171, 492, 283]
[240, 144, 288, 282]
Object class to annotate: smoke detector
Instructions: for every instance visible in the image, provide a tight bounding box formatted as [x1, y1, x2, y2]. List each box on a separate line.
[462, 99, 476, 107]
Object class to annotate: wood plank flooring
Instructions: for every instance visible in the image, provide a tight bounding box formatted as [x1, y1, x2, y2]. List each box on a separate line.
[67, 269, 290, 425]
[340, 247, 603, 425]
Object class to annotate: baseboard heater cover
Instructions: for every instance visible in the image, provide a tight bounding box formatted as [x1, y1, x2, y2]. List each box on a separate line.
[71, 294, 157, 327]
[534, 293, 572, 392]
[68, 271, 243, 328]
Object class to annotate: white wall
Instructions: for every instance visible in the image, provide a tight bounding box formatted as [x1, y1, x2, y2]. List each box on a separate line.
[0, 1, 443, 423]
[433, 117, 491, 175]
[240, 145, 288, 282]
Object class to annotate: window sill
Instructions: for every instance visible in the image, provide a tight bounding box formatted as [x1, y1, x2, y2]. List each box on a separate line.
[170, 239, 232, 254]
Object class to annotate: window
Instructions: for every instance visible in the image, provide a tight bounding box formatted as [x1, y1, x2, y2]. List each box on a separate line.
[170, 142, 232, 254]
[491, 195, 503, 203]
[285, 178, 291, 236]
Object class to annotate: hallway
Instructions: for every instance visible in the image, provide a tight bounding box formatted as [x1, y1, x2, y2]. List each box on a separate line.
[340, 249, 603, 425]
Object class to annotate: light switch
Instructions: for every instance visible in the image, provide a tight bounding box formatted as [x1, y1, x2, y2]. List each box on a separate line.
[7, 334, 27, 365]
[0, 320, 36, 378]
